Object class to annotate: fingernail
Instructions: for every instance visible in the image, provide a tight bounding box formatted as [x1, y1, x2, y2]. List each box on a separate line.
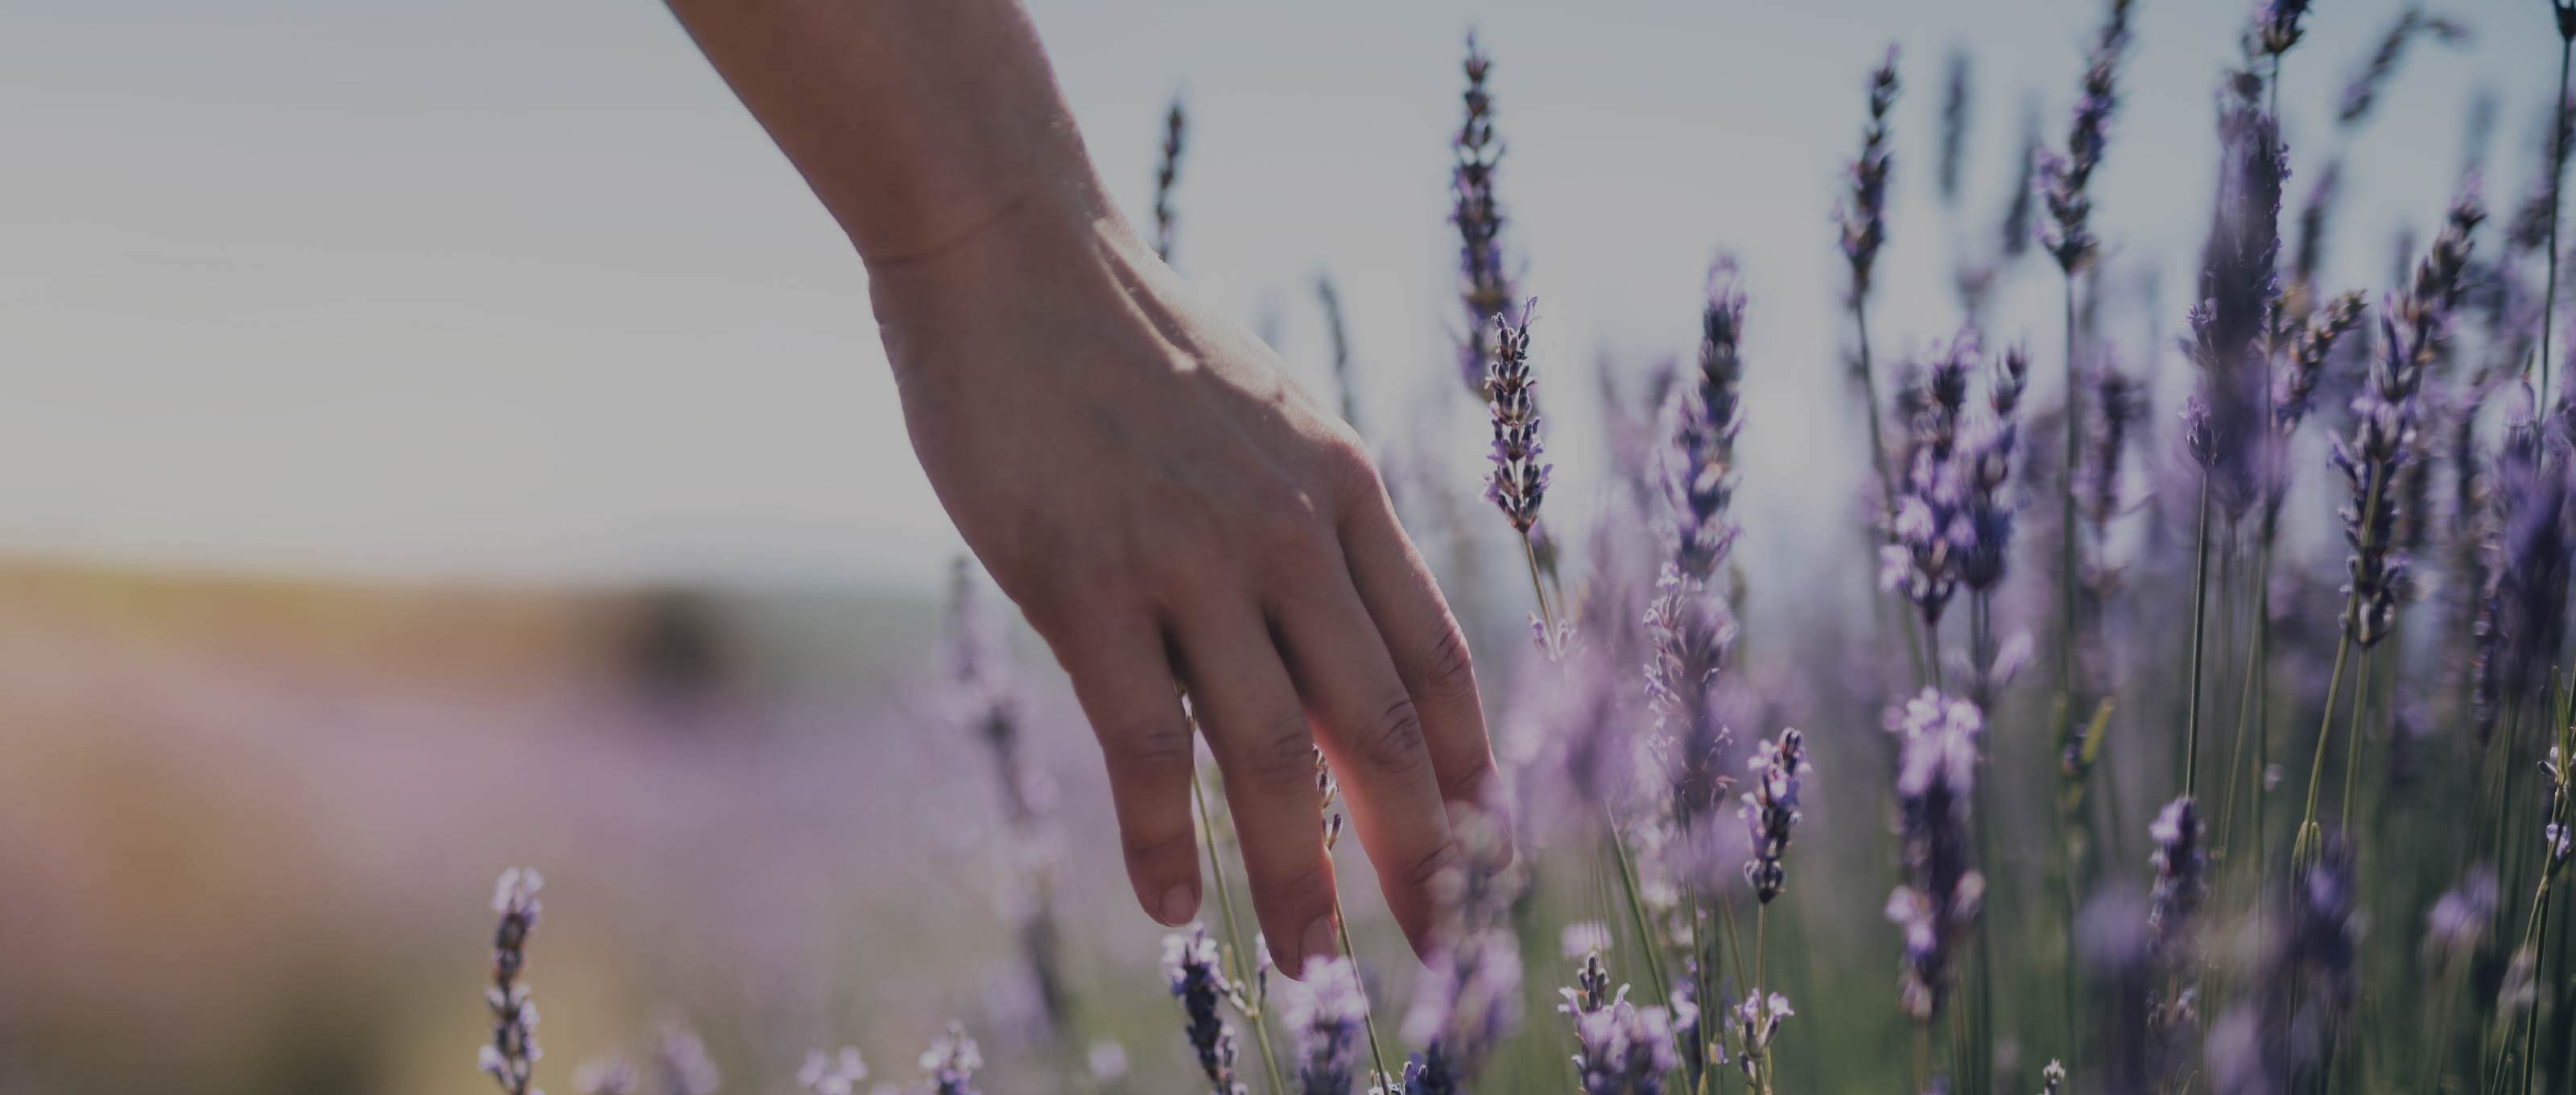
[1298, 914, 1339, 977]
[1157, 882, 1199, 926]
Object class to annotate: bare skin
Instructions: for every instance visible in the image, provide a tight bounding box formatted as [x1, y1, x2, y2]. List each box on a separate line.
[663, 0, 1496, 977]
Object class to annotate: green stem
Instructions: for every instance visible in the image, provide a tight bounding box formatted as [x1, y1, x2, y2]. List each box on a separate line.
[2185, 471, 2214, 799]
[1332, 911, 1392, 1091]
[2293, 630, 2352, 871]
[2059, 277, 2083, 714]
[1194, 766, 1287, 1095]
[1604, 809, 1674, 1009]
[1520, 532, 1559, 663]
[2338, 651, 2372, 830]
[2541, 32, 2570, 409]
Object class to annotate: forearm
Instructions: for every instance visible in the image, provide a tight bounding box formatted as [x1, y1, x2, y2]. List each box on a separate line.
[663, 0, 1112, 265]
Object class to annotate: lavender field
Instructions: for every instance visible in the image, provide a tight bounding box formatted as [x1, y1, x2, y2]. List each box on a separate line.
[10, 1, 2576, 1093]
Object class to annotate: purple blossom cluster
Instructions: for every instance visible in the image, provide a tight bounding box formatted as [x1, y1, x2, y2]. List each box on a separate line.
[1879, 333, 2024, 628]
[2147, 795, 2207, 952]
[921, 1023, 984, 1095]
[1164, 927, 1246, 1095]
[1836, 47, 1900, 302]
[481, 869, 545, 1095]
[2038, 0, 2135, 273]
[1885, 690, 1986, 1023]
[1739, 728, 1808, 903]
[1451, 32, 1517, 393]
[1284, 957, 1370, 1095]
[1571, 999, 1675, 1095]
[1484, 304, 1549, 535]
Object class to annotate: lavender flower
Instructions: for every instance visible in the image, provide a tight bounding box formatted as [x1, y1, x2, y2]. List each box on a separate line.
[1403, 928, 1520, 1093]
[1879, 333, 1984, 628]
[1672, 259, 1747, 581]
[2147, 795, 2207, 952]
[2253, 0, 2312, 59]
[1571, 1000, 1675, 1095]
[2332, 190, 2483, 647]
[2335, 8, 2471, 129]
[654, 1026, 720, 1095]
[2187, 92, 2289, 515]
[1165, 927, 1245, 1095]
[1740, 728, 1809, 903]
[1153, 97, 1185, 263]
[2330, 321, 2418, 649]
[2478, 415, 2574, 730]
[1452, 32, 1517, 393]
[2039, 0, 2136, 273]
[1886, 690, 1987, 1023]
[2000, 111, 2041, 262]
[2425, 865, 2498, 972]
[944, 562, 1069, 1036]
[2273, 291, 2367, 436]
[919, 1024, 982, 1095]
[1646, 262, 1752, 825]
[481, 868, 544, 1095]
[1559, 946, 1614, 1018]
[1837, 47, 1901, 302]
[1728, 992, 1791, 1087]
[1404, 812, 1523, 1093]
[1484, 302, 1548, 534]
[1669, 985, 1707, 1093]
[2391, 186, 2485, 373]
[1938, 51, 1971, 206]
[1285, 957, 1369, 1095]
[796, 1049, 868, 1095]
[2086, 363, 2142, 540]
[1959, 345, 2029, 593]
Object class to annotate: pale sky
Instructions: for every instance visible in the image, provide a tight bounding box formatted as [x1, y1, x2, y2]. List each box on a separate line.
[0, 0, 2532, 590]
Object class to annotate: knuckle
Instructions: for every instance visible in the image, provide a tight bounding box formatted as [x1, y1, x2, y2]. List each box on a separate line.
[1321, 436, 1382, 495]
[1121, 825, 1199, 870]
[1439, 754, 1498, 806]
[1250, 506, 1331, 568]
[1102, 719, 1195, 775]
[1414, 623, 1479, 704]
[1036, 548, 1138, 622]
[1257, 857, 1331, 910]
[1238, 709, 1318, 786]
[1354, 696, 1430, 775]
[1402, 841, 1462, 893]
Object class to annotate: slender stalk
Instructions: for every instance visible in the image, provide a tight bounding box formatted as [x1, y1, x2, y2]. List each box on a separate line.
[1756, 905, 1774, 1095]
[1604, 808, 1674, 1009]
[2339, 652, 2373, 828]
[1194, 767, 1288, 1095]
[2059, 279, 2083, 713]
[2186, 473, 2214, 797]
[1519, 533, 1560, 662]
[2295, 462, 2387, 869]
[1332, 911, 1393, 1090]
[1965, 593, 1998, 1095]
[2542, 34, 2571, 409]
[2293, 631, 2352, 871]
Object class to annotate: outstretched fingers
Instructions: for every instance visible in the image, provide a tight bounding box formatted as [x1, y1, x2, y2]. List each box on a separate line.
[1340, 484, 1502, 825]
[1270, 563, 1458, 955]
[1050, 610, 1203, 928]
[1172, 604, 1340, 980]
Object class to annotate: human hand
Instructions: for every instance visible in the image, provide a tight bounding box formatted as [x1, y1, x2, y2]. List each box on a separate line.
[867, 194, 1497, 978]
